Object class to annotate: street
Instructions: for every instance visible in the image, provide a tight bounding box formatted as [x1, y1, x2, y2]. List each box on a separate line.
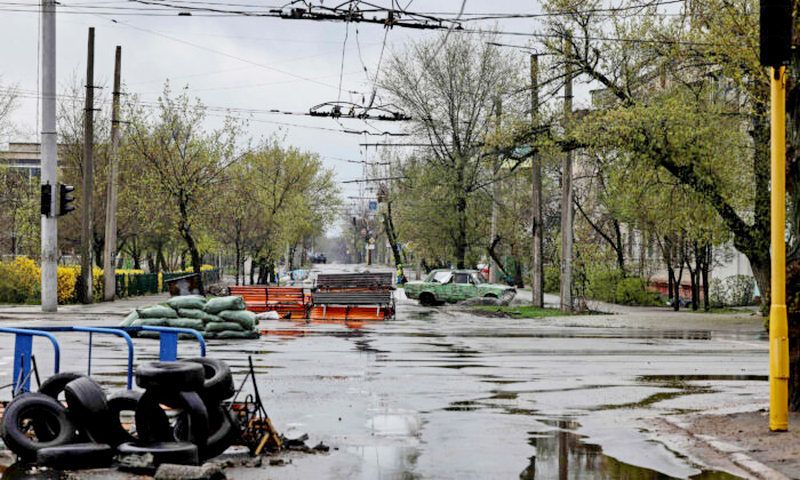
[0, 266, 769, 479]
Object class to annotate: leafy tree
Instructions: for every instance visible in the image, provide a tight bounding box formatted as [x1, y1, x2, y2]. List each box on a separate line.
[381, 32, 522, 268]
[127, 84, 240, 291]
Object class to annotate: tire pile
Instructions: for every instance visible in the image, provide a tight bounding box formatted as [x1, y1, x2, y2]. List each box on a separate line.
[0, 358, 240, 470]
[120, 295, 259, 339]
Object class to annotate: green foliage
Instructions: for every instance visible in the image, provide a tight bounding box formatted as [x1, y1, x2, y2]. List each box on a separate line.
[544, 265, 560, 293]
[709, 275, 756, 307]
[474, 305, 571, 318]
[614, 277, 661, 306]
[583, 265, 660, 306]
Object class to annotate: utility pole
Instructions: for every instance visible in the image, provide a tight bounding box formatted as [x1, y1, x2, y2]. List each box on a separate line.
[40, 0, 58, 312]
[490, 97, 502, 284]
[530, 54, 544, 308]
[560, 36, 574, 312]
[760, 0, 792, 432]
[80, 27, 95, 304]
[103, 46, 122, 301]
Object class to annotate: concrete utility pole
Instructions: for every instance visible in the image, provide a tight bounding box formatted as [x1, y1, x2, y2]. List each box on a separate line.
[80, 27, 95, 304]
[560, 36, 574, 312]
[103, 46, 122, 301]
[490, 97, 502, 283]
[530, 54, 544, 308]
[40, 0, 58, 312]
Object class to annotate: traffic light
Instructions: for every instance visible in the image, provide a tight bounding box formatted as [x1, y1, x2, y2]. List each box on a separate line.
[58, 183, 76, 216]
[41, 184, 52, 217]
[760, 0, 793, 67]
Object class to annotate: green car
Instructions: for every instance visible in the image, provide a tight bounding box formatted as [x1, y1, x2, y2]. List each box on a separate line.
[405, 269, 516, 306]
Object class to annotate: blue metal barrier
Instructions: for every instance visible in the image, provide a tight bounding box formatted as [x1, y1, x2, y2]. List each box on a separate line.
[137, 326, 206, 361]
[1, 325, 205, 394]
[0, 327, 61, 394]
[72, 327, 135, 390]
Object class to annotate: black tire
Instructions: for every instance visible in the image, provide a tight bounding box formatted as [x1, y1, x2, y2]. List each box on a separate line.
[135, 390, 208, 445]
[36, 442, 114, 469]
[180, 357, 234, 401]
[0, 393, 77, 461]
[483, 293, 498, 299]
[175, 405, 239, 460]
[135, 362, 205, 392]
[63, 377, 114, 445]
[419, 292, 436, 306]
[107, 389, 169, 446]
[117, 441, 199, 467]
[37, 372, 85, 400]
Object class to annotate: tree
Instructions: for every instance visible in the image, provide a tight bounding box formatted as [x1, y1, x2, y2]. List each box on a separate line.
[128, 85, 240, 292]
[536, 0, 800, 407]
[381, 32, 522, 268]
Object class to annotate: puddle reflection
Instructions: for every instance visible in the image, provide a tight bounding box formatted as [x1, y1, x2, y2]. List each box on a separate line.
[524, 420, 741, 479]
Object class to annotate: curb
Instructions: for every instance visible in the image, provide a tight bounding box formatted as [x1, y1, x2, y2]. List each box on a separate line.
[661, 416, 791, 480]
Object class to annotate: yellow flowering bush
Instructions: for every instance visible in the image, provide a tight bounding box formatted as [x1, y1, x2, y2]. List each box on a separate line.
[0, 257, 40, 304]
[56, 266, 78, 304]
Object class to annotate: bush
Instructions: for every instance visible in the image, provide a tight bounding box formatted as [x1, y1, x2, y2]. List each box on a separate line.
[710, 274, 755, 307]
[544, 265, 560, 293]
[585, 267, 624, 303]
[0, 257, 40, 303]
[614, 277, 661, 306]
[56, 267, 78, 304]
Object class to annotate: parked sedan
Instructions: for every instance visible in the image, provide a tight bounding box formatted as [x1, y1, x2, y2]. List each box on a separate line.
[404, 269, 516, 306]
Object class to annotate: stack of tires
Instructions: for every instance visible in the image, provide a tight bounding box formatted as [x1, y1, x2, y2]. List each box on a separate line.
[0, 358, 239, 471]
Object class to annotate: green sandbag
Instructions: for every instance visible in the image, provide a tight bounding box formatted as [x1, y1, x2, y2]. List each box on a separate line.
[119, 310, 139, 327]
[216, 330, 260, 340]
[204, 321, 245, 333]
[178, 308, 220, 324]
[136, 331, 161, 339]
[137, 304, 178, 319]
[217, 310, 256, 330]
[131, 318, 169, 327]
[204, 296, 246, 314]
[202, 331, 218, 339]
[166, 318, 205, 330]
[167, 295, 206, 310]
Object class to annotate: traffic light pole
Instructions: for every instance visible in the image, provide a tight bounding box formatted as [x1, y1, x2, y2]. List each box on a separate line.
[40, 0, 58, 312]
[769, 66, 789, 432]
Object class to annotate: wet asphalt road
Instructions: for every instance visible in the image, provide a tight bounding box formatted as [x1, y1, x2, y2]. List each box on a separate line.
[0, 271, 769, 479]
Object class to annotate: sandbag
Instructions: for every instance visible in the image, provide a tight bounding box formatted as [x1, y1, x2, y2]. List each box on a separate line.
[255, 311, 280, 321]
[177, 308, 220, 324]
[119, 311, 139, 327]
[204, 296, 245, 314]
[135, 331, 161, 339]
[204, 321, 244, 333]
[167, 295, 206, 310]
[131, 318, 169, 327]
[202, 331, 217, 339]
[166, 318, 205, 331]
[217, 310, 256, 330]
[216, 330, 259, 340]
[137, 304, 178, 319]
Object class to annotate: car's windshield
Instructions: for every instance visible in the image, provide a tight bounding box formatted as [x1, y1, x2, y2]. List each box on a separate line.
[471, 272, 484, 284]
[426, 271, 453, 283]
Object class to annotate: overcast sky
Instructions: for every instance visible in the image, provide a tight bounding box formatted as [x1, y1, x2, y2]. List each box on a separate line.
[1, 0, 585, 233]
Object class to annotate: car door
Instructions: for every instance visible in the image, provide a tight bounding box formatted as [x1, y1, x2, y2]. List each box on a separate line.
[452, 272, 477, 301]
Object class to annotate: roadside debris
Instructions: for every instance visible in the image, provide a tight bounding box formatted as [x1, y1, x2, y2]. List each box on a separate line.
[154, 462, 227, 480]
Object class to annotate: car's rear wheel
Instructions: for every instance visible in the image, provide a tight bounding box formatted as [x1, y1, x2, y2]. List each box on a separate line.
[419, 292, 436, 306]
[483, 293, 498, 299]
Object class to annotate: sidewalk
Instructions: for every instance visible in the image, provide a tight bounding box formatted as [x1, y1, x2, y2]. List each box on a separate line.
[0, 293, 169, 322]
[656, 409, 800, 479]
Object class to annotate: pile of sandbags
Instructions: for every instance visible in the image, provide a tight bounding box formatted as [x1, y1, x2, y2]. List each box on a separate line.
[120, 295, 259, 339]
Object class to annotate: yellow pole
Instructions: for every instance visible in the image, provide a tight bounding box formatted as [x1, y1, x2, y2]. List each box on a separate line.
[769, 65, 789, 432]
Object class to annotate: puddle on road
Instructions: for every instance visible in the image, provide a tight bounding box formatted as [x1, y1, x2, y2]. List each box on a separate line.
[638, 374, 768, 383]
[522, 420, 741, 479]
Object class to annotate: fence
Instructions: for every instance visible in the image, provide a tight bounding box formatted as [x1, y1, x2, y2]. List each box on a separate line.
[115, 268, 222, 298]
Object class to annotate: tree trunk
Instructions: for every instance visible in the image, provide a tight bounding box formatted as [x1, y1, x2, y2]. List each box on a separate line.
[702, 244, 711, 311]
[178, 199, 204, 294]
[454, 193, 468, 269]
[383, 200, 405, 267]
